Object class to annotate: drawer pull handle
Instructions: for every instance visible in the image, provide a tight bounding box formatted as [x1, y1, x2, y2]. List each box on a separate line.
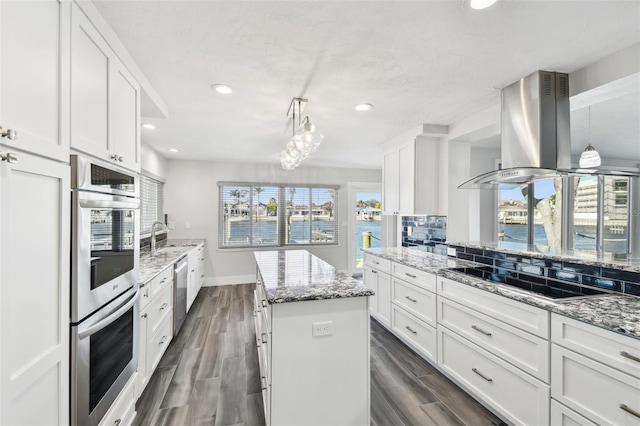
[160, 278, 167, 284]
[405, 326, 417, 334]
[372, 270, 378, 274]
[620, 404, 640, 419]
[261, 300, 268, 308]
[405, 296, 417, 303]
[160, 302, 168, 310]
[374, 261, 379, 265]
[471, 325, 492, 336]
[472, 368, 493, 382]
[114, 420, 122, 426]
[159, 336, 167, 345]
[261, 332, 268, 344]
[261, 376, 267, 391]
[621, 351, 640, 363]
[405, 273, 417, 278]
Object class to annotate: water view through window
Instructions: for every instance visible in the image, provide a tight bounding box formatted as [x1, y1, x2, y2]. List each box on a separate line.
[355, 192, 382, 269]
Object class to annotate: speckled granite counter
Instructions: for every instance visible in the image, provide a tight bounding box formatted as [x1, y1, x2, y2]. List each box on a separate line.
[365, 247, 640, 340]
[254, 250, 374, 304]
[363, 247, 479, 273]
[139, 239, 205, 285]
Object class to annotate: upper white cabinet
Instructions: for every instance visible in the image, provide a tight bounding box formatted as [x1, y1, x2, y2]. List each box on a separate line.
[382, 136, 441, 215]
[0, 0, 70, 162]
[70, 3, 141, 172]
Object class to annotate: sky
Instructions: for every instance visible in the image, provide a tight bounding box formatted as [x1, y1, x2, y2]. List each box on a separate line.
[499, 180, 557, 203]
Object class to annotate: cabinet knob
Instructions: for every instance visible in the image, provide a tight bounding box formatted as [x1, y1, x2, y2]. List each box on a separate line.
[0, 151, 17, 163]
[0, 126, 17, 140]
[111, 154, 124, 162]
[142, 313, 148, 318]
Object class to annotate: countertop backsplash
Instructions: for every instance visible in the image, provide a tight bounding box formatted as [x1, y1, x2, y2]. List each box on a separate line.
[401, 215, 447, 254]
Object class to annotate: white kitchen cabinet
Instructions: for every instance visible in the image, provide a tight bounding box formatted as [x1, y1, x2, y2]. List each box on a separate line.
[137, 266, 173, 396]
[186, 244, 204, 311]
[382, 136, 440, 215]
[99, 373, 137, 426]
[196, 244, 205, 292]
[550, 400, 598, 426]
[70, 3, 140, 172]
[0, 152, 70, 425]
[363, 254, 391, 327]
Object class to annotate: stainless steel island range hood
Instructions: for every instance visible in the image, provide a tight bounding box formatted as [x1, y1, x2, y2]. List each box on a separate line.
[459, 70, 639, 189]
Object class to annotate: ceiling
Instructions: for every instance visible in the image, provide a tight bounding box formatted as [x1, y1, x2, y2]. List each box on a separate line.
[93, 0, 640, 169]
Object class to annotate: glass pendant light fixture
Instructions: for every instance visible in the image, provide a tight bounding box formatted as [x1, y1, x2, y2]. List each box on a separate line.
[579, 106, 601, 168]
[280, 98, 323, 170]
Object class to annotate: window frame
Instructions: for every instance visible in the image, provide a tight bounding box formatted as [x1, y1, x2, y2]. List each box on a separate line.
[140, 173, 165, 237]
[218, 182, 339, 249]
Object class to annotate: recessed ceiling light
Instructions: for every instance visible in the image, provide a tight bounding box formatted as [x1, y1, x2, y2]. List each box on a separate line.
[211, 84, 233, 94]
[355, 103, 373, 112]
[142, 123, 156, 129]
[167, 148, 180, 153]
[470, 0, 498, 10]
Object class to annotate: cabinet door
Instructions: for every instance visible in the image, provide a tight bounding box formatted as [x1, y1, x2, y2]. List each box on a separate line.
[110, 60, 140, 171]
[382, 150, 398, 214]
[397, 144, 415, 214]
[0, 153, 70, 425]
[137, 309, 149, 396]
[70, 3, 110, 160]
[363, 266, 378, 315]
[376, 272, 391, 327]
[0, 0, 69, 162]
[197, 249, 205, 291]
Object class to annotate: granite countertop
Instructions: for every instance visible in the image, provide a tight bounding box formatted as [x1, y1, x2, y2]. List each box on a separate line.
[363, 247, 479, 273]
[365, 247, 640, 340]
[254, 250, 374, 304]
[449, 241, 640, 273]
[139, 238, 205, 285]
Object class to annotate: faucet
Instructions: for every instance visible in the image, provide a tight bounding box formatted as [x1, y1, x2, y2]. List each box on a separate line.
[151, 221, 168, 255]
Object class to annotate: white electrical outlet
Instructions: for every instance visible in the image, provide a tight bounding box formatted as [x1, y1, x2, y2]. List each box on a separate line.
[312, 321, 333, 337]
[168, 221, 175, 230]
[185, 221, 191, 229]
[447, 246, 456, 256]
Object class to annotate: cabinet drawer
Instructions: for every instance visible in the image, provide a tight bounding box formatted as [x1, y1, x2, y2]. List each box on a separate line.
[147, 313, 173, 374]
[392, 278, 436, 327]
[149, 265, 173, 300]
[552, 313, 640, 380]
[438, 297, 550, 383]
[550, 400, 598, 426]
[256, 284, 271, 331]
[438, 328, 550, 426]
[363, 254, 391, 273]
[98, 372, 136, 426]
[392, 262, 436, 293]
[258, 332, 270, 385]
[391, 305, 436, 362]
[147, 283, 173, 336]
[438, 276, 549, 339]
[551, 344, 640, 426]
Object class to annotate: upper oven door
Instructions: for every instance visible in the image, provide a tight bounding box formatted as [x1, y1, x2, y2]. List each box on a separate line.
[72, 190, 140, 323]
[71, 154, 139, 198]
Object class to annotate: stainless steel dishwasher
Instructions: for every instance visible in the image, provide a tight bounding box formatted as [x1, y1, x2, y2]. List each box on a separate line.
[173, 255, 188, 336]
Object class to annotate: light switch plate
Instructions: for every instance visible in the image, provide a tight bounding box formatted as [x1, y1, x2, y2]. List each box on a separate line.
[168, 221, 175, 230]
[447, 247, 456, 256]
[185, 221, 191, 229]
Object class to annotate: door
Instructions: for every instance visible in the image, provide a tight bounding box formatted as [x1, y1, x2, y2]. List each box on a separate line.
[0, 0, 69, 161]
[110, 61, 140, 171]
[347, 183, 382, 276]
[0, 152, 70, 425]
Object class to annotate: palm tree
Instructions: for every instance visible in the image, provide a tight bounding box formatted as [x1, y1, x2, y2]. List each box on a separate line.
[254, 187, 264, 222]
[228, 189, 246, 216]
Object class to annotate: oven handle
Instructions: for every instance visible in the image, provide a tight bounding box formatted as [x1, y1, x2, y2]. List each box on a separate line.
[79, 198, 140, 210]
[78, 289, 140, 340]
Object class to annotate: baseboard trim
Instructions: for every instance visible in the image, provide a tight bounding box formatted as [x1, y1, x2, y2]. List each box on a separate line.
[204, 275, 255, 287]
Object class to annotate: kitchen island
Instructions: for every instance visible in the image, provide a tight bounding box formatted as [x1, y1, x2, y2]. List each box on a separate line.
[253, 250, 373, 426]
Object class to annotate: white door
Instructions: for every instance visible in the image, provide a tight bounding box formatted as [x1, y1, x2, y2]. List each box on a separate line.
[0, 152, 70, 425]
[0, 0, 69, 162]
[109, 61, 140, 171]
[347, 182, 382, 276]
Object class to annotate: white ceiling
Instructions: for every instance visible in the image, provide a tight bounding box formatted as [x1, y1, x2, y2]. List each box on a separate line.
[93, 0, 640, 169]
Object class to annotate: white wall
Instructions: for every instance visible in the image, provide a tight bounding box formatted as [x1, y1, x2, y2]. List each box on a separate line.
[163, 159, 381, 285]
[141, 143, 168, 179]
[445, 140, 472, 242]
[469, 147, 501, 242]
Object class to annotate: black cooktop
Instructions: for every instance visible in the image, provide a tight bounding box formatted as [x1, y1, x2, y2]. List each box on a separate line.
[449, 266, 609, 300]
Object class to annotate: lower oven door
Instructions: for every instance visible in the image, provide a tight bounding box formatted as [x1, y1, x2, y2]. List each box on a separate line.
[71, 286, 139, 426]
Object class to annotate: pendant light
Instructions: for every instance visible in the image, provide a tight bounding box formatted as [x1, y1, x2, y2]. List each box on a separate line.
[280, 98, 324, 170]
[579, 106, 601, 168]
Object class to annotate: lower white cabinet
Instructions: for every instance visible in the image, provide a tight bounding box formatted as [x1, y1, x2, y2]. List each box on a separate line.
[99, 373, 137, 426]
[187, 243, 204, 311]
[439, 327, 550, 426]
[550, 399, 598, 426]
[0, 152, 70, 425]
[363, 264, 391, 326]
[254, 281, 370, 426]
[391, 305, 437, 361]
[137, 265, 174, 396]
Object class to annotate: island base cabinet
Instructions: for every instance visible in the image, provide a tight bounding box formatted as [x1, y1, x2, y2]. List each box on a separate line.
[550, 400, 598, 426]
[438, 328, 550, 426]
[391, 305, 437, 363]
[98, 373, 137, 426]
[551, 345, 640, 426]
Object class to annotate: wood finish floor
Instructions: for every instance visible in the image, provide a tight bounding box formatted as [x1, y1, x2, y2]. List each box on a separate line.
[134, 284, 506, 426]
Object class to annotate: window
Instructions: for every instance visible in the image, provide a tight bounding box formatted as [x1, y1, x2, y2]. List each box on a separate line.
[140, 175, 165, 235]
[218, 183, 339, 249]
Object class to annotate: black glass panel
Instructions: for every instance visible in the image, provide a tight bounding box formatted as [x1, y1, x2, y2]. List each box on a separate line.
[90, 164, 135, 192]
[89, 307, 133, 412]
[90, 209, 135, 290]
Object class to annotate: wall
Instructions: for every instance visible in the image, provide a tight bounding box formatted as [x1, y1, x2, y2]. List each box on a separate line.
[163, 159, 381, 285]
[444, 140, 471, 242]
[141, 142, 168, 179]
[469, 147, 501, 241]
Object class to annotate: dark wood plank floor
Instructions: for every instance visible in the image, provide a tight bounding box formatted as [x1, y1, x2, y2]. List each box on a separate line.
[135, 284, 506, 426]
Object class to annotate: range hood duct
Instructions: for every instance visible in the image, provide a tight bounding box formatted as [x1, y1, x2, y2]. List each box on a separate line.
[459, 70, 639, 189]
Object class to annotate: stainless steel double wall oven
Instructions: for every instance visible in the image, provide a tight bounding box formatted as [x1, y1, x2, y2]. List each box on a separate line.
[70, 155, 140, 426]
